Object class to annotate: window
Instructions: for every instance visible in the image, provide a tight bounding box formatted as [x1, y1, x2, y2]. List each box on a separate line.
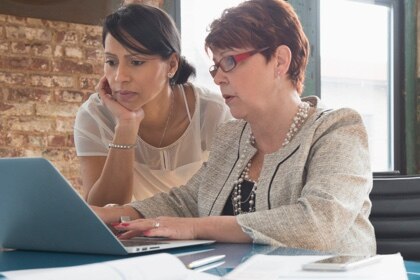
[179, 0, 245, 92]
[320, 0, 401, 172]
[175, 0, 402, 173]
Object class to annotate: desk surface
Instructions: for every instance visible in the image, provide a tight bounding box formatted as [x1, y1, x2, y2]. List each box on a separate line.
[1, 244, 420, 279]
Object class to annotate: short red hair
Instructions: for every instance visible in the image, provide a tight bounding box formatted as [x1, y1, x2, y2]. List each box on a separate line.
[205, 0, 309, 93]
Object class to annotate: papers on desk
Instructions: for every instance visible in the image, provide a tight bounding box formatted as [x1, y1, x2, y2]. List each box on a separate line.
[222, 253, 407, 280]
[1, 253, 219, 280]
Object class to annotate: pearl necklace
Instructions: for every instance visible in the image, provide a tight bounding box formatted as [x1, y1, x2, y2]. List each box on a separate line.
[231, 101, 311, 215]
[282, 101, 310, 147]
[232, 134, 257, 215]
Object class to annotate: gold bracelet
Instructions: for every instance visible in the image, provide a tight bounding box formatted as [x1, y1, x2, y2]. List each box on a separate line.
[108, 143, 136, 149]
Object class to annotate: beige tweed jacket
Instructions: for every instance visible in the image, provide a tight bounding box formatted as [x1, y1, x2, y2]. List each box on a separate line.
[130, 96, 376, 255]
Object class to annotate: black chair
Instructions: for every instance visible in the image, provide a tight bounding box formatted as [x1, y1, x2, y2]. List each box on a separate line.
[370, 175, 420, 260]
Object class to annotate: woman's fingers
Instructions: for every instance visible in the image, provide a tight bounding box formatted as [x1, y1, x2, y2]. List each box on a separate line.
[113, 217, 195, 240]
[114, 218, 167, 239]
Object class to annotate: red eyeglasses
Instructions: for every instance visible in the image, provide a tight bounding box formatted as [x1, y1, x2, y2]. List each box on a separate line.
[209, 47, 269, 78]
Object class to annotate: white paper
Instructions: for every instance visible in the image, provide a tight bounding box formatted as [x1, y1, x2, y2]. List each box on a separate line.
[1, 253, 219, 280]
[222, 253, 407, 280]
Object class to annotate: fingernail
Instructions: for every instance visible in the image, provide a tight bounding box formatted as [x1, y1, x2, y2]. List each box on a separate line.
[120, 223, 130, 226]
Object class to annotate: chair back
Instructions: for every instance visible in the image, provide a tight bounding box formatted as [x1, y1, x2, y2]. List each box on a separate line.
[370, 175, 420, 260]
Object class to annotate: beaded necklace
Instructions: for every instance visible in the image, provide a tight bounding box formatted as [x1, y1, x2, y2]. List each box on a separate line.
[231, 102, 311, 215]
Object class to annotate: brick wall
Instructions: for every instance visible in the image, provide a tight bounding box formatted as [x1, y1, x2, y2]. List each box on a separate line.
[0, 0, 163, 194]
[0, 15, 103, 193]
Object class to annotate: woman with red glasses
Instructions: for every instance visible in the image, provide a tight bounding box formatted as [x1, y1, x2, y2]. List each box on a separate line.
[93, 0, 375, 256]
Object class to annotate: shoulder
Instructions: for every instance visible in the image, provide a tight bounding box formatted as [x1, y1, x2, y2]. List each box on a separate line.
[77, 93, 101, 116]
[213, 119, 246, 144]
[189, 83, 226, 109]
[303, 96, 366, 136]
[313, 107, 366, 137]
[205, 119, 245, 158]
[188, 83, 232, 123]
[75, 93, 114, 127]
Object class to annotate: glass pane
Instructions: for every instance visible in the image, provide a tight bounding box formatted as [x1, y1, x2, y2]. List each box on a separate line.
[320, 0, 392, 171]
[180, 0, 245, 92]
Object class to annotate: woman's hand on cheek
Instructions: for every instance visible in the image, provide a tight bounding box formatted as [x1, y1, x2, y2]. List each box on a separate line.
[96, 76, 145, 126]
[114, 217, 197, 240]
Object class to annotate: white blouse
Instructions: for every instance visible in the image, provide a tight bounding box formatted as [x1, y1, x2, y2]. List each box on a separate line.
[74, 83, 231, 200]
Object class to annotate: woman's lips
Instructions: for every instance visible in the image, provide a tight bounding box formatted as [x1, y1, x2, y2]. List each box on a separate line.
[223, 95, 235, 105]
[116, 91, 137, 102]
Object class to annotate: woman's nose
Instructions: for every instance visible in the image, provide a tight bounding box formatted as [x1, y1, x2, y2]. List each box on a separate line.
[212, 68, 225, 86]
[114, 65, 130, 82]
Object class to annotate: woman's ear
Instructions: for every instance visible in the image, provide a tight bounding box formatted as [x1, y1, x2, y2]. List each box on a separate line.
[168, 53, 179, 76]
[274, 45, 292, 77]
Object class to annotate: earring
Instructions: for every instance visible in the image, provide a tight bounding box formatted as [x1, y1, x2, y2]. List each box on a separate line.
[168, 72, 173, 78]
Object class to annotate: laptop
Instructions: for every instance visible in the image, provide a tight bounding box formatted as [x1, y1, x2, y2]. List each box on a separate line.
[0, 157, 214, 255]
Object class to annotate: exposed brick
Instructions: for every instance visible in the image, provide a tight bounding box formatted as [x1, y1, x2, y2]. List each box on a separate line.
[54, 45, 64, 57]
[48, 135, 66, 147]
[0, 72, 26, 85]
[0, 42, 10, 54]
[0, 102, 34, 116]
[80, 76, 99, 90]
[81, 33, 102, 48]
[50, 21, 72, 30]
[6, 57, 50, 71]
[92, 64, 103, 75]
[86, 48, 103, 62]
[6, 132, 27, 146]
[0, 26, 5, 40]
[53, 59, 93, 74]
[66, 134, 75, 147]
[9, 117, 54, 132]
[27, 134, 47, 147]
[5, 26, 52, 41]
[42, 148, 77, 162]
[0, 102, 14, 112]
[10, 42, 31, 54]
[64, 46, 83, 59]
[26, 18, 49, 27]
[0, 14, 7, 23]
[56, 30, 78, 45]
[7, 15, 26, 25]
[5, 88, 52, 102]
[30, 75, 75, 88]
[35, 103, 80, 118]
[56, 118, 76, 133]
[22, 150, 43, 157]
[32, 43, 53, 57]
[55, 90, 85, 103]
[0, 148, 24, 157]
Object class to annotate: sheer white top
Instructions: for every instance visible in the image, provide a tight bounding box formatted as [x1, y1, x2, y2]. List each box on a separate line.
[74, 83, 231, 200]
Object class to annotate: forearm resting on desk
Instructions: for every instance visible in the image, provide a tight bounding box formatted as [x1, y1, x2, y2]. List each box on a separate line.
[194, 216, 252, 243]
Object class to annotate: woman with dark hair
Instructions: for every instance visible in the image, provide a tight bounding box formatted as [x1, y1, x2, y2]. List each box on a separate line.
[74, 4, 231, 206]
[93, 0, 375, 255]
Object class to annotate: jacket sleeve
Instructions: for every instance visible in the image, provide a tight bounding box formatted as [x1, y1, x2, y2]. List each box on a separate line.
[128, 162, 208, 218]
